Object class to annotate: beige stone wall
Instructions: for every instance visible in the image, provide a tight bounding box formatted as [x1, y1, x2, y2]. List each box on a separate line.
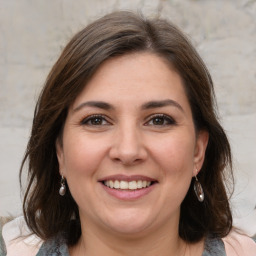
[0, 0, 255, 235]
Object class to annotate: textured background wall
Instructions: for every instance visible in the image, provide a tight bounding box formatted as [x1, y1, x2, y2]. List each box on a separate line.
[0, 0, 255, 236]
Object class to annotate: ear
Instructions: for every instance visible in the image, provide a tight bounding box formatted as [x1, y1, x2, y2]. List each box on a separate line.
[193, 130, 209, 176]
[56, 137, 65, 176]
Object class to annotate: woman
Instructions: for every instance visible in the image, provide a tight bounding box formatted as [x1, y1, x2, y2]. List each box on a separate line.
[1, 11, 256, 256]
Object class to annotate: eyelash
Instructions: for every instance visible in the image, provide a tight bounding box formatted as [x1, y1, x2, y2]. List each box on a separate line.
[145, 114, 176, 126]
[80, 114, 110, 126]
[80, 114, 176, 127]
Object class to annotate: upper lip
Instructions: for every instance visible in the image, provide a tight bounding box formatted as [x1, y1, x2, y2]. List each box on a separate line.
[98, 174, 157, 182]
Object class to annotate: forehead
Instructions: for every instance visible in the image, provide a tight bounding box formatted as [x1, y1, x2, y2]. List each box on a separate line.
[72, 52, 190, 111]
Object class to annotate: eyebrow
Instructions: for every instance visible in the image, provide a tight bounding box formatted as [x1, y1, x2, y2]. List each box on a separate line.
[141, 99, 184, 112]
[73, 99, 184, 113]
[73, 101, 113, 112]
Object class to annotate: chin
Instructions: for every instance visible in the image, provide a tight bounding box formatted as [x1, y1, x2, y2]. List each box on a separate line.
[107, 222, 151, 237]
[102, 210, 154, 236]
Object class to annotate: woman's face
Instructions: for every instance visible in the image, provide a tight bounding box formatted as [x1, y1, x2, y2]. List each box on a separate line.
[56, 52, 208, 237]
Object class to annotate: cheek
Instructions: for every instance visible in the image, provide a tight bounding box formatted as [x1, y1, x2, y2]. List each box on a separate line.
[62, 134, 107, 177]
[156, 135, 195, 204]
[149, 132, 196, 174]
[62, 135, 107, 204]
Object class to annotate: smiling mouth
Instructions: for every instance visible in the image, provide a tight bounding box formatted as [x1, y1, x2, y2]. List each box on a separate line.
[102, 180, 156, 190]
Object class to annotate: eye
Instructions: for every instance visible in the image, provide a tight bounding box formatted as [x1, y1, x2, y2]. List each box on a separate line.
[80, 115, 110, 126]
[145, 114, 176, 126]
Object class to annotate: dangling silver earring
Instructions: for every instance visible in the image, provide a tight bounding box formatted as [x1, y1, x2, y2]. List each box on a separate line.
[59, 175, 66, 196]
[194, 175, 204, 202]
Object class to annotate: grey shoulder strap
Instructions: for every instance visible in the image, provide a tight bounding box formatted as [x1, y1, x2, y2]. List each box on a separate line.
[202, 236, 226, 256]
[36, 235, 69, 256]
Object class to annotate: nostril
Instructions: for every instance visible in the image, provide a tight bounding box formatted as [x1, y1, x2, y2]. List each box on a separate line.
[108, 136, 147, 165]
[114, 158, 144, 166]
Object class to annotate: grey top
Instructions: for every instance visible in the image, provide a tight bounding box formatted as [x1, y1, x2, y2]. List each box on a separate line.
[36, 234, 226, 256]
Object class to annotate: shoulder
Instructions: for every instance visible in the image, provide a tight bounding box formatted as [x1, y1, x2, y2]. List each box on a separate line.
[203, 231, 256, 256]
[0, 217, 8, 256]
[1, 216, 42, 256]
[222, 229, 256, 256]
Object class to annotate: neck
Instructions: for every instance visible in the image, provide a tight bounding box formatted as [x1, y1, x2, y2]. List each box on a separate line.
[70, 218, 187, 256]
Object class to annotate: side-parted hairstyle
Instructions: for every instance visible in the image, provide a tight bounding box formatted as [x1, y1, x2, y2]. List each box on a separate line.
[20, 11, 233, 245]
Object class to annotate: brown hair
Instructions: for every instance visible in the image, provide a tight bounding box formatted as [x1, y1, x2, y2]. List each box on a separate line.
[20, 11, 233, 245]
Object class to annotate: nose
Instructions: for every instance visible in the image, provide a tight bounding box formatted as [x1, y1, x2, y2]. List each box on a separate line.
[109, 123, 147, 166]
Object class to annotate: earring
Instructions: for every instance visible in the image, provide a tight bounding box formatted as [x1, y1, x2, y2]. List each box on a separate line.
[59, 175, 66, 196]
[194, 175, 204, 202]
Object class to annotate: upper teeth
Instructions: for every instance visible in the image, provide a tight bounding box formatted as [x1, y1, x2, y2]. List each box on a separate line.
[104, 180, 151, 190]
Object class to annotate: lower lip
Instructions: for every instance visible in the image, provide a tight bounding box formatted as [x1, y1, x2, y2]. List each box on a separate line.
[100, 183, 156, 200]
